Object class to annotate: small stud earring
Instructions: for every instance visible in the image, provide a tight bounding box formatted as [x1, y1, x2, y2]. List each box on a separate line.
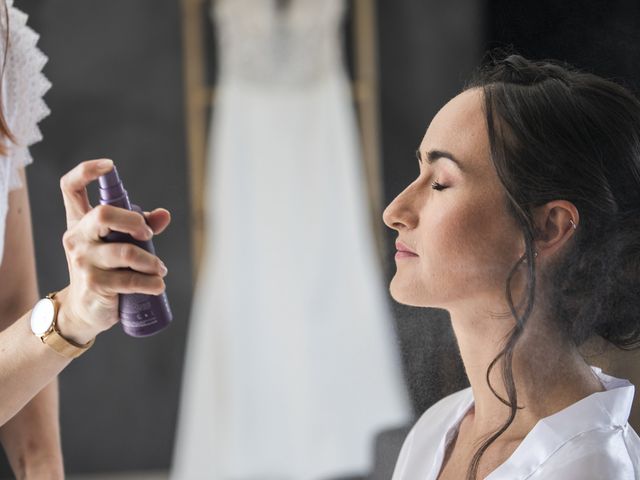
[569, 219, 577, 230]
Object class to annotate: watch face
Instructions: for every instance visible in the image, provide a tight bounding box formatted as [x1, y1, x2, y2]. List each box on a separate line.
[30, 298, 55, 336]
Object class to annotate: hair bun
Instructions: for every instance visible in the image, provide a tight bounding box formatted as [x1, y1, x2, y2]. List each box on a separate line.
[581, 211, 640, 348]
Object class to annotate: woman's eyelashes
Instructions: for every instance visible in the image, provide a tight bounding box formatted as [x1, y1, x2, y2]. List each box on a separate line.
[431, 181, 448, 191]
[417, 162, 449, 191]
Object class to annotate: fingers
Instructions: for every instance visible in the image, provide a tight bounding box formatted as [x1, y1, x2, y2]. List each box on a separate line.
[142, 208, 171, 235]
[60, 159, 114, 229]
[86, 268, 166, 296]
[83, 204, 154, 242]
[91, 242, 167, 276]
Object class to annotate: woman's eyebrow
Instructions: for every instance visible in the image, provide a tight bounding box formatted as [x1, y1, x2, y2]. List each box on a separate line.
[416, 148, 466, 173]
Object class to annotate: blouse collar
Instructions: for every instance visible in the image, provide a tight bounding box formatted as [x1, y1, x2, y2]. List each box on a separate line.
[486, 365, 635, 479]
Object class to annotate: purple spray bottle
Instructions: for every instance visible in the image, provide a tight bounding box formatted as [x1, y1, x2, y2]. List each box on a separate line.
[97, 166, 173, 337]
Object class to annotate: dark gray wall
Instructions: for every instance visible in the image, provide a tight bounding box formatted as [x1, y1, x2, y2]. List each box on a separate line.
[2, 0, 191, 474]
[487, 0, 640, 91]
[377, 0, 481, 415]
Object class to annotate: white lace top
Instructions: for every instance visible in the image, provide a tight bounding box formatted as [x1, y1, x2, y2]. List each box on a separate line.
[0, 0, 51, 265]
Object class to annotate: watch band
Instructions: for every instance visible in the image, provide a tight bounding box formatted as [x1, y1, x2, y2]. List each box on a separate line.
[40, 291, 95, 359]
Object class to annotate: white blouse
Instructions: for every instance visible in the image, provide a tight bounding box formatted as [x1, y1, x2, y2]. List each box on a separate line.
[392, 366, 640, 479]
[0, 0, 51, 265]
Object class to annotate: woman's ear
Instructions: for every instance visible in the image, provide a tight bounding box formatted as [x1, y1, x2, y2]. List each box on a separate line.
[532, 200, 579, 258]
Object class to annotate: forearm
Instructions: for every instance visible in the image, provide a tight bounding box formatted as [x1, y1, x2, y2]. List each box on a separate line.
[0, 379, 63, 479]
[0, 309, 71, 470]
[0, 312, 65, 480]
[0, 169, 65, 477]
[0, 311, 70, 420]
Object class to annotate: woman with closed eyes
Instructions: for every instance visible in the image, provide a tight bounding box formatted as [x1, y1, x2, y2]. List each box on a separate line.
[384, 53, 640, 479]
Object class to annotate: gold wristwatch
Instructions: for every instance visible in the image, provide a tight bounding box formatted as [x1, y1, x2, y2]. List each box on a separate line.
[30, 291, 95, 359]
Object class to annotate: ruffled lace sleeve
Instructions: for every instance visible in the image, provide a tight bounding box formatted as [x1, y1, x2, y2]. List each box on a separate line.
[1, 0, 51, 191]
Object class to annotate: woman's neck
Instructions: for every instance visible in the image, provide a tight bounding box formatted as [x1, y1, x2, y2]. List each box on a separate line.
[448, 301, 605, 440]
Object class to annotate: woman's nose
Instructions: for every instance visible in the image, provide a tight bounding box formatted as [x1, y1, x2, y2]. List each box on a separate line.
[382, 186, 419, 231]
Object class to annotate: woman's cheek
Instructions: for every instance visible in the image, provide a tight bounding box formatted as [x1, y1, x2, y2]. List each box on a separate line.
[462, 198, 522, 280]
[428, 198, 475, 253]
[414, 204, 467, 286]
[439, 199, 502, 276]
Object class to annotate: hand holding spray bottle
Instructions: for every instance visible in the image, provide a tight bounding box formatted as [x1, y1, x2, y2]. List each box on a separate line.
[97, 165, 173, 337]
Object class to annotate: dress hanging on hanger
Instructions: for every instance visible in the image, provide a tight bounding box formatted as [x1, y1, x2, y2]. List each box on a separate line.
[172, 1, 411, 478]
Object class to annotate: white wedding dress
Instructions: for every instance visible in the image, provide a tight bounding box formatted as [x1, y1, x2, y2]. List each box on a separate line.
[171, 1, 411, 478]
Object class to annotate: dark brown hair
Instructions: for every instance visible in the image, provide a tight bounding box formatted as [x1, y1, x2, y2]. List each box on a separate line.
[461, 51, 640, 479]
[0, 0, 15, 156]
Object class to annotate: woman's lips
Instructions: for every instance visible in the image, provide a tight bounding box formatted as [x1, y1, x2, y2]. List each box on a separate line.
[395, 240, 419, 258]
[395, 251, 419, 258]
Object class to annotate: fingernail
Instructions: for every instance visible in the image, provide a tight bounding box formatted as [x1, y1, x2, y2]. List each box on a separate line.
[146, 227, 154, 238]
[160, 262, 168, 276]
[98, 159, 113, 169]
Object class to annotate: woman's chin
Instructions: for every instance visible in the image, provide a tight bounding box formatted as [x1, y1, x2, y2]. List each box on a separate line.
[388, 278, 427, 307]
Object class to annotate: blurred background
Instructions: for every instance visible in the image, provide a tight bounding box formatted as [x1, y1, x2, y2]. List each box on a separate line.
[1, 0, 639, 478]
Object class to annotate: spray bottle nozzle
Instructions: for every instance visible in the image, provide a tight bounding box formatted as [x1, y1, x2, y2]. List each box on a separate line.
[98, 165, 130, 208]
[98, 165, 121, 190]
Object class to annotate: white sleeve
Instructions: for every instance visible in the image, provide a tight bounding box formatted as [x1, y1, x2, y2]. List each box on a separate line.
[1, 0, 51, 191]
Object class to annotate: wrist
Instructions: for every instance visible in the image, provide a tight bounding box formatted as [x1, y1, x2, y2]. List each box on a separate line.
[19, 456, 64, 480]
[53, 288, 96, 345]
[3, 435, 64, 480]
